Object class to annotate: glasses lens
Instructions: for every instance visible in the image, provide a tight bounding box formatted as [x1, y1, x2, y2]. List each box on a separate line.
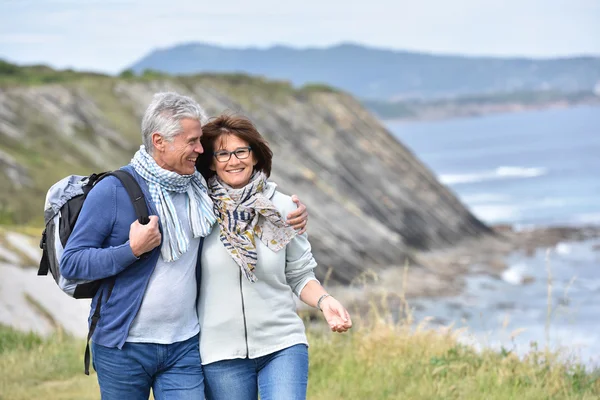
[215, 151, 230, 162]
[235, 148, 250, 159]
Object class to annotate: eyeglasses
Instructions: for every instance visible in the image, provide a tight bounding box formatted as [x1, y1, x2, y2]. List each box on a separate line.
[213, 146, 252, 163]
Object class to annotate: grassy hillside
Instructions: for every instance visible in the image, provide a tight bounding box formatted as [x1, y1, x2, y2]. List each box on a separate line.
[0, 61, 337, 225]
[1, 320, 598, 399]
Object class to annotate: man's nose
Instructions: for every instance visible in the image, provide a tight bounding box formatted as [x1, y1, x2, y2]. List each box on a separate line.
[194, 143, 203, 154]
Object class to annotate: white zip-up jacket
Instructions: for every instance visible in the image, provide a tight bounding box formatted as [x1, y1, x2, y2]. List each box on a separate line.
[197, 186, 318, 365]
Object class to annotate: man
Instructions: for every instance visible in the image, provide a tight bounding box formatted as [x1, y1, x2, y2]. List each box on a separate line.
[61, 92, 308, 399]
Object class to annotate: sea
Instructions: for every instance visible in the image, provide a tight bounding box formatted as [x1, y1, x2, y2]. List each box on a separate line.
[386, 105, 600, 367]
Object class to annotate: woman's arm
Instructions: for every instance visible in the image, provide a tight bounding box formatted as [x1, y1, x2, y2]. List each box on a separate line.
[299, 281, 352, 333]
[280, 194, 352, 333]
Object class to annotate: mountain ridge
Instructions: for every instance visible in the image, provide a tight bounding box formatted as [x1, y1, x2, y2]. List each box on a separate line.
[128, 42, 600, 100]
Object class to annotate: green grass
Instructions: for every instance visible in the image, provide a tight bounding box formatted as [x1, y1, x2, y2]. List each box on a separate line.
[0, 325, 96, 400]
[1, 320, 598, 400]
[307, 321, 600, 399]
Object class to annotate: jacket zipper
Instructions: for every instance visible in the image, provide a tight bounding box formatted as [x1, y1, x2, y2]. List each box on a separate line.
[239, 269, 250, 357]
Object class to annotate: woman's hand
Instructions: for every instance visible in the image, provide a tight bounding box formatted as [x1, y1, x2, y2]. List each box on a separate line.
[287, 195, 308, 234]
[320, 296, 352, 333]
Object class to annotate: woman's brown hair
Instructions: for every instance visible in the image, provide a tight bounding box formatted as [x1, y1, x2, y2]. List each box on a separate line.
[196, 114, 273, 180]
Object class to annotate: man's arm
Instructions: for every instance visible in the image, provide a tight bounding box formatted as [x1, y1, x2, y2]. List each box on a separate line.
[286, 195, 308, 234]
[60, 178, 160, 281]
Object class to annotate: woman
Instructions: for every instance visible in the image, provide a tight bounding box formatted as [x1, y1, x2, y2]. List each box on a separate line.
[196, 114, 352, 400]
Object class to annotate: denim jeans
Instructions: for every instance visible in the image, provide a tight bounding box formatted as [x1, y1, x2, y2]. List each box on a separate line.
[203, 344, 309, 400]
[91, 334, 204, 400]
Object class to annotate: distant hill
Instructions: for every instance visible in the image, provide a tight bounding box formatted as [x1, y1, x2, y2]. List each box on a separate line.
[127, 42, 600, 100]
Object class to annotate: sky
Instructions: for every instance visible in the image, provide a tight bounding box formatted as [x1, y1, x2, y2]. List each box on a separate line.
[1, 0, 599, 74]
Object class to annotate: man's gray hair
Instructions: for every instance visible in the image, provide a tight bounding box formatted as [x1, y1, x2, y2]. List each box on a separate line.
[141, 92, 207, 153]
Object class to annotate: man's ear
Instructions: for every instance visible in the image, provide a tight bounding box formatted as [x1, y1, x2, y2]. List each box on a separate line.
[152, 132, 164, 152]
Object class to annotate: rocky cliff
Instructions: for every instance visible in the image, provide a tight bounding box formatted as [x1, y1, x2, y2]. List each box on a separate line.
[0, 74, 490, 284]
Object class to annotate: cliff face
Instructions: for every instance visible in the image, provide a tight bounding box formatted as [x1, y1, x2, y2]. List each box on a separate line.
[0, 75, 490, 283]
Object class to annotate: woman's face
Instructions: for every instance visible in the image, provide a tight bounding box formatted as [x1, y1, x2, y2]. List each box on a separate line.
[211, 134, 257, 188]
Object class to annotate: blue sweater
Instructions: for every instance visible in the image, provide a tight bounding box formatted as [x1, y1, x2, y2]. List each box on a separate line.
[60, 165, 204, 349]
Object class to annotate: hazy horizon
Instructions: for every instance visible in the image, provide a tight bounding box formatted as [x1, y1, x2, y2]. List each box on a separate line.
[1, 0, 599, 74]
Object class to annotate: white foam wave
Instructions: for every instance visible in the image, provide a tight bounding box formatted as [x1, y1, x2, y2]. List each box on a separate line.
[439, 166, 547, 185]
[470, 204, 519, 223]
[461, 193, 511, 204]
[555, 243, 572, 255]
[501, 263, 529, 285]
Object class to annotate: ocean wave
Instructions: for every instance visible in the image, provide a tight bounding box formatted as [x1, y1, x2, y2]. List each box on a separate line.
[554, 243, 572, 255]
[439, 166, 547, 185]
[460, 193, 511, 204]
[501, 263, 530, 285]
[470, 204, 519, 223]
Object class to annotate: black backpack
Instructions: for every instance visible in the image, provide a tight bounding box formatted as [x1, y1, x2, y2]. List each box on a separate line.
[37, 169, 149, 374]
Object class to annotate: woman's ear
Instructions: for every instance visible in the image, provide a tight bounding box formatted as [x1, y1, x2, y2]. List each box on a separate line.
[209, 160, 216, 172]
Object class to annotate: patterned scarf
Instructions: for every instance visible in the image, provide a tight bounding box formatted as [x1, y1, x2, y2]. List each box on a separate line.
[208, 171, 296, 282]
[131, 146, 216, 262]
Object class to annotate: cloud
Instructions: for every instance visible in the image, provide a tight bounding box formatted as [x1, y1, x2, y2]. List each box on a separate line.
[0, 34, 63, 45]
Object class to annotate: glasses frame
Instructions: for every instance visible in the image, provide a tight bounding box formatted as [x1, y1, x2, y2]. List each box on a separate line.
[213, 146, 253, 163]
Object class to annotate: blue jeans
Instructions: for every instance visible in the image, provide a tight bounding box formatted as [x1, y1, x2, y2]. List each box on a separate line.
[203, 344, 309, 400]
[91, 334, 204, 400]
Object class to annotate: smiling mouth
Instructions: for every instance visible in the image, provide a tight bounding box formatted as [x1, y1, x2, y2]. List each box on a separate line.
[226, 168, 244, 173]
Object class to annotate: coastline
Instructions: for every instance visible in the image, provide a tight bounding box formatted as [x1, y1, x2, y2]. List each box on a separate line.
[325, 223, 600, 317]
[378, 100, 600, 124]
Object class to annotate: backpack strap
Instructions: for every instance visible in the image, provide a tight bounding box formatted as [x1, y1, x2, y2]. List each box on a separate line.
[83, 169, 150, 375]
[106, 170, 150, 225]
[84, 290, 103, 375]
[37, 228, 50, 276]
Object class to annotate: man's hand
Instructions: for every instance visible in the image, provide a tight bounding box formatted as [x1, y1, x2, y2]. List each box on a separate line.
[287, 195, 308, 234]
[321, 296, 352, 333]
[129, 215, 161, 257]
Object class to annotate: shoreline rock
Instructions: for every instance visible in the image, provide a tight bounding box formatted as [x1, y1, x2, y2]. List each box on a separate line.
[323, 224, 600, 317]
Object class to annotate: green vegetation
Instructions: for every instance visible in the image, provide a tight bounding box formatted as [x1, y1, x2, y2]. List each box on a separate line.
[0, 325, 95, 400]
[300, 83, 340, 94]
[1, 320, 598, 399]
[0, 60, 108, 87]
[118, 69, 136, 79]
[0, 60, 344, 226]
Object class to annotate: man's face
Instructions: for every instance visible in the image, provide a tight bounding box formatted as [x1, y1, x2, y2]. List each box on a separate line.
[153, 118, 203, 175]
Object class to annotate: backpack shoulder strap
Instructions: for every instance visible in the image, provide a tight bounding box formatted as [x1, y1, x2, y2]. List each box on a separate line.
[81, 170, 151, 375]
[104, 170, 150, 225]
